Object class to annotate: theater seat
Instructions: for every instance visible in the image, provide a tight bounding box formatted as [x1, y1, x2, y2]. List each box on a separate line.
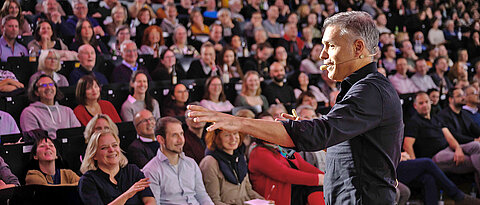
[117, 122, 137, 152]
[58, 86, 78, 110]
[55, 127, 86, 175]
[101, 83, 130, 113]
[0, 95, 30, 128]
[0, 142, 34, 185]
[6, 57, 38, 86]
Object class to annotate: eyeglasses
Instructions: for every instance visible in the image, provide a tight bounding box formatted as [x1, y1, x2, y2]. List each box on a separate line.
[46, 57, 58, 61]
[38, 83, 55, 88]
[136, 117, 155, 126]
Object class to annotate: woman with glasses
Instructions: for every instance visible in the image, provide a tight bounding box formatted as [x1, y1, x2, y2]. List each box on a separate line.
[74, 75, 121, 126]
[28, 49, 69, 88]
[20, 75, 81, 139]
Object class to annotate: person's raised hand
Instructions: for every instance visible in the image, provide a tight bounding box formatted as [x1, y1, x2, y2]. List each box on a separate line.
[187, 105, 241, 132]
[125, 178, 150, 199]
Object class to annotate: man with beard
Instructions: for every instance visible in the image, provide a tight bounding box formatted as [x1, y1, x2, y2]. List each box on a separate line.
[127, 110, 159, 168]
[142, 117, 213, 204]
[263, 62, 296, 111]
[188, 11, 403, 204]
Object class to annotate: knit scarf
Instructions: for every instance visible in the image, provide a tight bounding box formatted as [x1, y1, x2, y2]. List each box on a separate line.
[208, 149, 248, 185]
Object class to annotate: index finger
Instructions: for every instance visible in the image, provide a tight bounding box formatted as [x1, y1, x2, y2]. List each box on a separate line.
[187, 105, 208, 112]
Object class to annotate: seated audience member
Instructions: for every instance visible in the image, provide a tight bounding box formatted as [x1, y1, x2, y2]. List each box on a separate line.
[300, 44, 324, 75]
[389, 58, 419, 94]
[0, 0, 32, 36]
[190, 9, 209, 36]
[218, 47, 243, 79]
[428, 88, 441, 117]
[263, 62, 296, 111]
[27, 20, 70, 57]
[411, 58, 438, 92]
[142, 117, 213, 204]
[242, 42, 274, 79]
[79, 131, 155, 204]
[0, 110, 19, 135]
[262, 5, 283, 38]
[112, 40, 151, 84]
[296, 91, 320, 113]
[404, 92, 480, 189]
[200, 76, 234, 113]
[127, 110, 159, 168]
[267, 103, 287, 120]
[128, 0, 156, 19]
[104, 6, 128, 37]
[397, 152, 480, 205]
[188, 42, 221, 79]
[380, 44, 397, 73]
[0, 69, 23, 93]
[69, 44, 108, 86]
[33, 0, 67, 34]
[134, 8, 158, 47]
[0, 15, 27, 62]
[243, 11, 263, 38]
[278, 23, 303, 67]
[200, 129, 264, 204]
[430, 56, 453, 93]
[296, 105, 326, 172]
[291, 72, 329, 105]
[0, 156, 19, 189]
[29, 50, 69, 88]
[272, 46, 294, 74]
[87, 0, 123, 21]
[230, 35, 248, 58]
[83, 114, 119, 144]
[216, 8, 241, 41]
[399, 40, 418, 70]
[447, 62, 468, 85]
[109, 25, 131, 56]
[74, 75, 121, 126]
[160, 3, 178, 36]
[317, 70, 339, 103]
[139, 25, 166, 58]
[463, 86, 480, 126]
[64, 0, 105, 38]
[235, 71, 269, 114]
[169, 25, 200, 58]
[25, 136, 80, 185]
[161, 84, 189, 117]
[151, 49, 185, 82]
[208, 23, 226, 53]
[183, 104, 207, 164]
[249, 130, 324, 204]
[121, 71, 160, 122]
[69, 19, 109, 55]
[20, 75, 81, 139]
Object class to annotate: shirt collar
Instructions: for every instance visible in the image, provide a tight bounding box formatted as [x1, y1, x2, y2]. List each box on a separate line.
[139, 135, 156, 142]
[127, 95, 136, 103]
[463, 105, 478, 114]
[156, 149, 186, 163]
[122, 60, 138, 71]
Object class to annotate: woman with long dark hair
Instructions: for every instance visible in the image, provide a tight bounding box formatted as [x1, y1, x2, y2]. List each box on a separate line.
[121, 70, 160, 121]
[69, 19, 109, 55]
[200, 76, 234, 112]
[0, 0, 31, 35]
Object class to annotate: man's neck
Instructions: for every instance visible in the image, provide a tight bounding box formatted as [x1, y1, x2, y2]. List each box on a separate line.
[436, 69, 444, 77]
[4, 37, 15, 48]
[162, 150, 180, 165]
[188, 126, 203, 139]
[273, 80, 283, 87]
[41, 99, 55, 106]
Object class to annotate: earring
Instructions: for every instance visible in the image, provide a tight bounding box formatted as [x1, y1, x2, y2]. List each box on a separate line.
[359, 55, 364, 59]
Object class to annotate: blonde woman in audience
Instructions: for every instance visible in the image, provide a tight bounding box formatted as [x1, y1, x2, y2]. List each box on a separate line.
[128, 0, 156, 19]
[200, 129, 264, 204]
[79, 131, 155, 204]
[200, 76, 234, 112]
[25, 136, 80, 185]
[74, 75, 122, 126]
[121, 71, 160, 122]
[29, 49, 69, 88]
[83, 114, 119, 144]
[0, 0, 31, 36]
[235, 71, 269, 114]
[105, 5, 128, 36]
[109, 26, 131, 55]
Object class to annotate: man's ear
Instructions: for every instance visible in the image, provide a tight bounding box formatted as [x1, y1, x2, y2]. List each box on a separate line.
[156, 135, 164, 144]
[354, 39, 366, 56]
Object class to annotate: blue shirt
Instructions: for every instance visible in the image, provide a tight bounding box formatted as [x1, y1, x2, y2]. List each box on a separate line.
[0, 36, 27, 62]
[142, 150, 213, 205]
[282, 62, 403, 204]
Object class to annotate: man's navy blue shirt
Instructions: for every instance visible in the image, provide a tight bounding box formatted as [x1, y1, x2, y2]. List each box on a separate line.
[283, 62, 403, 204]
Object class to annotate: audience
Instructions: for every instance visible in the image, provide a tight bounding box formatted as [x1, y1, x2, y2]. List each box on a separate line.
[151, 49, 185, 82]
[190, 9, 209, 36]
[25, 136, 80, 185]
[160, 3, 178, 36]
[263, 62, 296, 111]
[188, 42, 221, 79]
[161, 83, 189, 117]
[0, 69, 23, 93]
[0, 0, 31, 36]
[20, 75, 80, 139]
[142, 117, 213, 204]
[127, 109, 158, 168]
[169, 25, 200, 58]
[0, 156, 19, 189]
[83, 114, 119, 144]
[29, 49, 69, 88]
[200, 76, 234, 113]
[104, 5, 128, 37]
[0, 110, 19, 135]
[64, 0, 105, 38]
[69, 19, 109, 54]
[73, 75, 121, 126]
[183, 104, 207, 164]
[300, 44, 324, 75]
[138, 25, 165, 58]
[200, 129, 264, 204]
[121, 70, 160, 122]
[218, 47, 243, 79]
[411, 58, 438, 92]
[112, 40, 151, 84]
[235, 71, 269, 114]
[389, 57, 419, 94]
[27, 20, 69, 56]
[291, 71, 329, 105]
[79, 131, 155, 204]
[109, 25, 131, 56]
[463, 86, 480, 126]
[0, 15, 27, 61]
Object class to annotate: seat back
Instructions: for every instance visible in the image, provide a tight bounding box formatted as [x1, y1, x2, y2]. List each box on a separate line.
[0, 142, 34, 185]
[6, 56, 38, 86]
[117, 122, 137, 152]
[55, 127, 86, 175]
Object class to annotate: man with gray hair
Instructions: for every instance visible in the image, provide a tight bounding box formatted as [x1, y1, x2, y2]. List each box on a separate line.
[188, 11, 403, 204]
[111, 40, 151, 83]
[63, 0, 105, 37]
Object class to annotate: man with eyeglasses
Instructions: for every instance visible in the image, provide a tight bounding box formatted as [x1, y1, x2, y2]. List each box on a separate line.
[127, 109, 159, 168]
[63, 0, 105, 38]
[111, 40, 151, 84]
[69, 44, 108, 85]
[20, 75, 80, 139]
[463, 86, 480, 127]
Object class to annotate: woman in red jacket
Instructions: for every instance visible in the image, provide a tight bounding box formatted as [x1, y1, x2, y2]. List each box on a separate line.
[248, 138, 325, 205]
[74, 75, 121, 126]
